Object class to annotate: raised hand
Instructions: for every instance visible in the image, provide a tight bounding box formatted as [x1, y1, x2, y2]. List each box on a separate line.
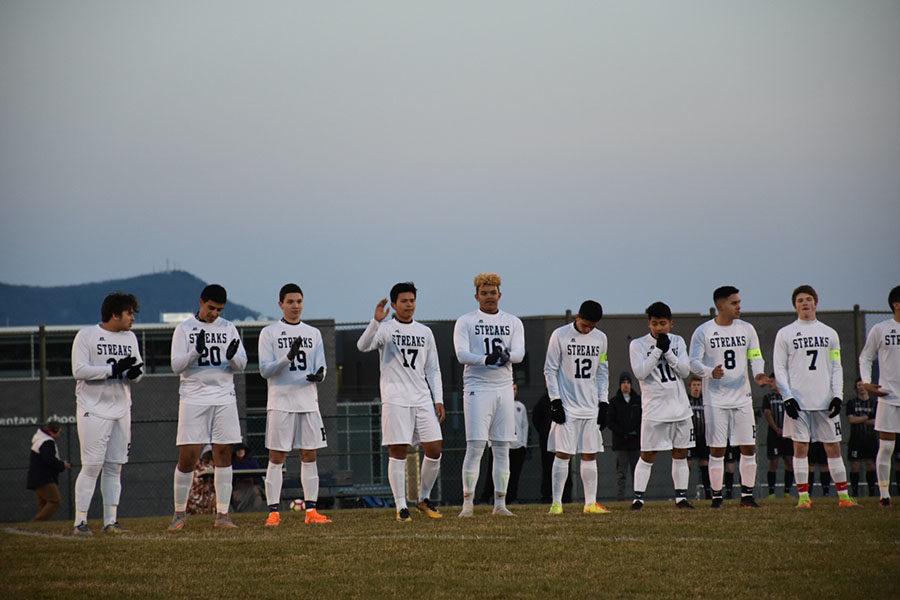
[374, 298, 391, 322]
[287, 336, 304, 362]
[195, 330, 207, 354]
[655, 333, 671, 353]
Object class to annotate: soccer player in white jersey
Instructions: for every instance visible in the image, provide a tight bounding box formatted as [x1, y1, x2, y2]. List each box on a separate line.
[544, 300, 610, 515]
[455, 272, 525, 517]
[357, 282, 446, 522]
[773, 285, 858, 509]
[629, 301, 695, 510]
[259, 284, 330, 527]
[689, 286, 770, 509]
[168, 284, 248, 530]
[859, 285, 900, 508]
[71, 293, 143, 536]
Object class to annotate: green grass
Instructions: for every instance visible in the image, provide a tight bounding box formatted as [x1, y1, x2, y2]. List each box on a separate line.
[2, 498, 896, 600]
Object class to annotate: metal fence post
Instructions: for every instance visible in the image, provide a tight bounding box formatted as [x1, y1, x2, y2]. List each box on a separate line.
[39, 324, 48, 422]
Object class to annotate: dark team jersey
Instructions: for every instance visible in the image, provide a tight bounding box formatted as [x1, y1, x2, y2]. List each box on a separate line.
[845, 396, 877, 446]
[762, 391, 785, 432]
[689, 394, 706, 441]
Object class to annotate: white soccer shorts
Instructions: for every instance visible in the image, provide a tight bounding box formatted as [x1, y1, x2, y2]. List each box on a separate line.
[265, 409, 327, 452]
[783, 409, 842, 443]
[640, 417, 695, 452]
[176, 402, 243, 446]
[548, 417, 604, 455]
[77, 412, 130, 465]
[705, 404, 757, 447]
[463, 386, 516, 443]
[874, 401, 900, 434]
[380, 403, 443, 446]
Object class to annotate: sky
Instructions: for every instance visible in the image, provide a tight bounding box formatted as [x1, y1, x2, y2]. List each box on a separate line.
[2, 1, 899, 322]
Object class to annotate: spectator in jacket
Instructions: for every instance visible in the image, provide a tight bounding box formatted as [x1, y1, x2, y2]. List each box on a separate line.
[27, 420, 71, 521]
[231, 443, 265, 512]
[606, 372, 642, 501]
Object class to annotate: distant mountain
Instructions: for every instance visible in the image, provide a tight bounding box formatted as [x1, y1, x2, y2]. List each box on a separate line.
[0, 271, 263, 326]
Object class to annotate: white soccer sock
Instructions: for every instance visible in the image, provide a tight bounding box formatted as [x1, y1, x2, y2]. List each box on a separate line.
[876, 439, 895, 499]
[492, 442, 511, 506]
[461, 441, 486, 504]
[739, 454, 757, 491]
[388, 457, 407, 511]
[301, 461, 319, 508]
[265, 462, 283, 508]
[672, 458, 689, 497]
[634, 458, 653, 494]
[581, 459, 598, 506]
[827, 456, 848, 486]
[709, 455, 725, 494]
[793, 457, 809, 486]
[419, 455, 441, 502]
[214, 466, 233, 515]
[101, 462, 122, 526]
[551, 457, 570, 505]
[74, 463, 102, 526]
[173, 467, 193, 513]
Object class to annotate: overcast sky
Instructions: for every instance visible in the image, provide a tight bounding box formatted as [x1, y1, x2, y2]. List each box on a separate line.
[2, 1, 899, 322]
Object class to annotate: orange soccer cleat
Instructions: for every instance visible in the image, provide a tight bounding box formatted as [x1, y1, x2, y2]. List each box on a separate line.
[304, 509, 332, 524]
[838, 497, 862, 509]
[265, 511, 281, 527]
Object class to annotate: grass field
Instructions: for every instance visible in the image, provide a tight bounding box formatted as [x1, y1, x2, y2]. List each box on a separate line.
[2, 497, 896, 600]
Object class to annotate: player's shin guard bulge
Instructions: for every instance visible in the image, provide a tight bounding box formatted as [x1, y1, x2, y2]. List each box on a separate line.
[301, 461, 320, 508]
[265, 462, 283, 509]
[214, 466, 233, 515]
[100, 462, 123, 526]
[388, 457, 408, 512]
[709, 455, 725, 498]
[75, 463, 102, 526]
[491, 442, 511, 505]
[460, 441, 486, 515]
[876, 440, 895, 500]
[419, 455, 441, 503]
[173, 467, 193, 514]
[551, 458, 570, 507]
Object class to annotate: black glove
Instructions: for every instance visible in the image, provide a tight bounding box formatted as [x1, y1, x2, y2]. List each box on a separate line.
[195, 330, 207, 354]
[550, 399, 566, 424]
[496, 348, 511, 367]
[111, 356, 138, 378]
[597, 402, 609, 429]
[655, 333, 671, 353]
[828, 397, 842, 419]
[126, 363, 144, 380]
[225, 337, 241, 361]
[306, 366, 325, 382]
[784, 398, 800, 420]
[484, 348, 502, 366]
[287, 336, 304, 362]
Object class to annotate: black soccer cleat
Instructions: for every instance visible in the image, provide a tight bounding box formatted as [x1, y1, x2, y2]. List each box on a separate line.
[880, 498, 892, 509]
[396, 507, 412, 522]
[710, 497, 724, 509]
[740, 496, 760, 508]
[630, 500, 644, 511]
[676, 499, 695, 509]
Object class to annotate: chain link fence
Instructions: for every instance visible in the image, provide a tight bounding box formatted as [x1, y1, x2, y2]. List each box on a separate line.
[2, 308, 894, 522]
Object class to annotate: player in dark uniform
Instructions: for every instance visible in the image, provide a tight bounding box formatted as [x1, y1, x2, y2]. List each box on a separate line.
[686, 376, 711, 499]
[846, 380, 878, 497]
[762, 376, 794, 496]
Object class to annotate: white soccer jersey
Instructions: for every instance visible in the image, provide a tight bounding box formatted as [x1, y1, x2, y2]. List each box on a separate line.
[72, 325, 143, 420]
[357, 318, 443, 408]
[689, 319, 764, 409]
[453, 309, 525, 391]
[629, 333, 692, 422]
[773, 319, 842, 410]
[258, 319, 326, 413]
[170, 315, 247, 405]
[859, 318, 900, 407]
[544, 323, 610, 419]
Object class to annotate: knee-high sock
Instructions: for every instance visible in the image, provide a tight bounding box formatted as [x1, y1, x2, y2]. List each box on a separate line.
[462, 441, 486, 503]
[419, 455, 441, 502]
[388, 457, 407, 510]
[672, 458, 689, 500]
[214, 466, 233, 515]
[74, 463, 102, 526]
[827, 456, 849, 497]
[265, 462, 283, 509]
[552, 457, 570, 505]
[876, 440, 895, 499]
[767, 470, 777, 492]
[700, 464, 711, 491]
[173, 467, 193, 513]
[849, 470, 860, 496]
[739, 454, 757, 494]
[492, 442, 511, 506]
[784, 468, 794, 493]
[709, 455, 725, 495]
[634, 458, 653, 496]
[865, 469, 877, 496]
[100, 462, 122, 526]
[581, 459, 598, 506]
[301, 461, 319, 508]
[793, 457, 810, 494]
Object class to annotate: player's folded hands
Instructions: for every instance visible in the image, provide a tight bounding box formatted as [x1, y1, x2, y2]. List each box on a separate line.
[226, 338, 241, 360]
[306, 366, 325, 382]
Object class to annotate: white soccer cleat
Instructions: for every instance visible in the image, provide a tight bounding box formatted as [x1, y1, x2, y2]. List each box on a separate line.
[492, 506, 515, 516]
[458, 505, 474, 518]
